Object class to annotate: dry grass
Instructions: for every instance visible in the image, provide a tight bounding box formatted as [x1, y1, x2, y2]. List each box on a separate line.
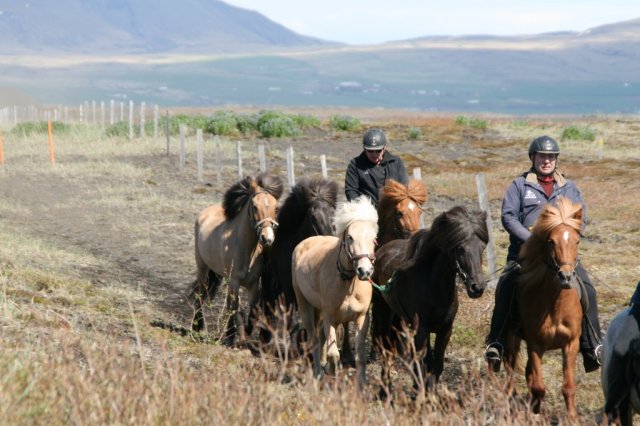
[1, 111, 639, 424]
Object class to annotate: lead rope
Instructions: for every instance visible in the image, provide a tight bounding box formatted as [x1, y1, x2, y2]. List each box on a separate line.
[370, 271, 396, 294]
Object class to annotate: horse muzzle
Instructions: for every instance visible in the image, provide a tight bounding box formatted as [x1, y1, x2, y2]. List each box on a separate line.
[258, 228, 275, 247]
[557, 270, 577, 289]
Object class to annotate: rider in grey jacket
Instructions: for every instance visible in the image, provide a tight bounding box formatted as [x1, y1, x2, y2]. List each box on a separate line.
[485, 135, 602, 373]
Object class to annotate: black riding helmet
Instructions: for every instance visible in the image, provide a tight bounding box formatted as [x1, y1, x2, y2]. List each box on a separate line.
[363, 128, 387, 150]
[528, 135, 560, 160]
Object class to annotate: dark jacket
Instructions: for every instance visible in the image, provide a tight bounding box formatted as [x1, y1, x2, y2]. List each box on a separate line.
[344, 150, 408, 207]
[502, 169, 587, 262]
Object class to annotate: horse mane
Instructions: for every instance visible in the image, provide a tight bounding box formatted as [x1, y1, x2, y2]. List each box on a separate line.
[378, 179, 428, 224]
[402, 206, 488, 267]
[518, 197, 583, 288]
[276, 178, 338, 234]
[334, 195, 379, 236]
[222, 173, 284, 220]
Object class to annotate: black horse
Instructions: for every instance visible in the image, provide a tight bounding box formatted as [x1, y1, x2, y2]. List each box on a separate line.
[260, 178, 338, 341]
[372, 206, 488, 396]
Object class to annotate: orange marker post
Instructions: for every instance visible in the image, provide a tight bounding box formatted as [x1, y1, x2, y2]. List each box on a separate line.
[0, 129, 4, 165]
[47, 120, 55, 165]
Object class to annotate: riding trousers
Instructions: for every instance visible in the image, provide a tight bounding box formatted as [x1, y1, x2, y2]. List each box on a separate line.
[486, 260, 602, 357]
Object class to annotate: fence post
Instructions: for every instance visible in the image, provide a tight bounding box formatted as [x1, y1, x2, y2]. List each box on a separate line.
[120, 101, 124, 122]
[286, 146, 295, 187]
[165, 109, 170, 156]
[47, 120, 56, 165]
[100, 101, 105, 129]
[153, 104, 159, 143]
[476, 173, 497, 288]
[140, 101, 146, 138]
[214, 135, 222, 186]
[258, 144, 266, 172]
[179, 124, 186, 172]
[128, 100, 134, 140]
[236, 140, 243, 179]
[110, 99, 115, 125]
[0, 130, 5, 166]
[91, 100, 96, 125]
[320, 154, 328, 179]
[196, 129, 203, 182]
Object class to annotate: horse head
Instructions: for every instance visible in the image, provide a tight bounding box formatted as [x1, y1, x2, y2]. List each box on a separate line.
[528, 197, 583, 290]
[335, 196, 379, 281]
[249, 174, 284, 247]
[378, 179, 427, 244]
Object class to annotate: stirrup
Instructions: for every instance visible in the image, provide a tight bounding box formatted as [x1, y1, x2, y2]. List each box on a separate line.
[594, 344, 603, 366]
[485, 343, 503, 372]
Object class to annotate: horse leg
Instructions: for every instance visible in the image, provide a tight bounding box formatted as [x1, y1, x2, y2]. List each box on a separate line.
[297, 295, 321, 378]
[561, 340, 580, 420]
[340, 323, 355, 367]
[525, 348, 546, 414]
[192, 265, 220, 332]
[430, 325, 453, 386]
[324, 320, 340, 377]
[354, 311, 371, 392]
[412, 326, 430, 394]
[223, 278, 241, 347]
[245, 280, 261, 339]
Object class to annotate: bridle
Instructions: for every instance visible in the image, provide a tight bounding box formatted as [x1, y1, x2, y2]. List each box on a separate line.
[336, 229, 376, 280]
[248, 190, 279, 237]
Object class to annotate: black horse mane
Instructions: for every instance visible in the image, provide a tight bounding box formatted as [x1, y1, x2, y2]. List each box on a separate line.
[276, 178, 338, 234]
[402, 206, 488, 268]
[222, 173, 284, 220]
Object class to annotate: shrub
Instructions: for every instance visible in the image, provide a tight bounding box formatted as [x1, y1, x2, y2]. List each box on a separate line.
[205, 111, 238, 136]
[329, 114, 361, 132]
[407, 127, 422, 140]
[455, 115, 487, 130]
[11, 121, 71, 137]
[561, 126, 596, 141]
[236, 113, 259, 134]
[105, 121, 155, 138]
[292, 114, 321, 129]
[256, 110, 301, 138]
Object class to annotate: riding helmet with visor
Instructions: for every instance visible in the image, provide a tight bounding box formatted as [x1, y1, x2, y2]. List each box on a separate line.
[363, 128, 387, 151]
[528, 135, 560, 160]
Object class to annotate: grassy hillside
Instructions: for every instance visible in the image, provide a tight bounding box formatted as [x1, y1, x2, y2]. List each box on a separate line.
[1, 110, 638, 423]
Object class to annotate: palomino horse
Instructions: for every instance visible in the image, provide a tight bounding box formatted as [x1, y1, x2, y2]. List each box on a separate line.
[373, 206, 487, 396]
[191, 173, 283, 346]
[601, 287, 640, 426]
[502, 197, 583, 418]
[260, 178, 338, 342]
[292, 195, 378, 389]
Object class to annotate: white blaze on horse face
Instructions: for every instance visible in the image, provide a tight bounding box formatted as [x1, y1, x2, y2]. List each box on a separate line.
[563, 230, 570, 242]
[408, 202, 415, 211]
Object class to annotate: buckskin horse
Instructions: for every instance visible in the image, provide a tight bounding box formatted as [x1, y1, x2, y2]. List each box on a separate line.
[292, 195, 378, 390]
[190, 173, 283, 346]
[373, 205, 487, 396]
[502, 197, 584, 419]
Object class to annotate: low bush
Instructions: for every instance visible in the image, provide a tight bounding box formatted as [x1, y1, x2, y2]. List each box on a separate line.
[257, 110, 301, 138]
[11, 121, 71, 137]
[329, 114, 361, 132]
[407, 127, 422, 140]
[561, 125, 596, 141]
[206, 111, 238, 136]
[455, 115, 487, 130]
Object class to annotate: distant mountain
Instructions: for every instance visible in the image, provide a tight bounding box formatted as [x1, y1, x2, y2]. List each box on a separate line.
[0, 0, 335, 54]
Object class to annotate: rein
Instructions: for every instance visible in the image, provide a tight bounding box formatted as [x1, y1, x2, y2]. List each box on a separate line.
[248, 190, 279, 237]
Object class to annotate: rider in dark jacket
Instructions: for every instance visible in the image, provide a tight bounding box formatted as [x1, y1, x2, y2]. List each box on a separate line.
[345, 128, 409, 207]
[485, 135, 603, 373]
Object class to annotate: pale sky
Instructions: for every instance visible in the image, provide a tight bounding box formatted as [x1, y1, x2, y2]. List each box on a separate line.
[223, 0, 639, 44]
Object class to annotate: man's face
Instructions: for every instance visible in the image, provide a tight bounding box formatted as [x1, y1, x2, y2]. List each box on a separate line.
[533, 152, 558, 176]
[365, 147, 385, 164]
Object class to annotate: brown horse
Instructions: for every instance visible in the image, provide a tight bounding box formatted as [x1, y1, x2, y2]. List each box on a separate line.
[503, 197, 583, 418]
[292, 195, 378, 390]
[191, 173, 284, 346]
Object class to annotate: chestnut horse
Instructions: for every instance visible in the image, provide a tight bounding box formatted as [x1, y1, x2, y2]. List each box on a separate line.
[292, 195, 378, 389]
[503, 197, 583, 418]
[373, 206, 488, 396]
[191, 173, 283, 346]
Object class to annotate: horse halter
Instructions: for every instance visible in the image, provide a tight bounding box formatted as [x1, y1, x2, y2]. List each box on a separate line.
[248, 190, 279, 236]
[452, 246, 470, 286]
[336, 231, 376, 280]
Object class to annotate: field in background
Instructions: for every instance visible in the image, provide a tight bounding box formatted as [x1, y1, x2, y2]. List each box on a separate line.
[1, 110, 639, 424]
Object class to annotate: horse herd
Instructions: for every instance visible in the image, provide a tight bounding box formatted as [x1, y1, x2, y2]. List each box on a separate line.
[188, 172, 640, 424]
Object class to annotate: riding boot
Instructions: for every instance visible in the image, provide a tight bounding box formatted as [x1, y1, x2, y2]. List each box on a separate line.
[485, 261, 520, 371]
[576, 264, 602, 373]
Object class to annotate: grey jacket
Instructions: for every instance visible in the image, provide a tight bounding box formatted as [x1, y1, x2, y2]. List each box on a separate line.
[502, 169, 587, 262]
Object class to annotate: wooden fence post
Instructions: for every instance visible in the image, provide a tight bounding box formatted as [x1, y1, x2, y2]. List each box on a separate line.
[165, 109, 170, 156]
[179, 124, 186, 172]
[91, 100, 96, 125]
[47, 120, 56, 165]
[320, 154, 327, 179]
[153, 104, 159, 143]
[140, 101, 146, 138]
[214, 135, 222, 186]
[476, 173, 497, 288]
[258, 144, 266, 172]
[236, 140, 243, 179]
[196, 129, 203, 182]
[110, 100, 115, 125]
[128, 100, 134, 140]
[286, 146, 295, 187]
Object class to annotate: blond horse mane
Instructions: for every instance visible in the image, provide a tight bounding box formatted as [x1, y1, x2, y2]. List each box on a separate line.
[518, 197, 583, 290]
[378, 179, 428, 225]
[334, 195, 379, 236]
